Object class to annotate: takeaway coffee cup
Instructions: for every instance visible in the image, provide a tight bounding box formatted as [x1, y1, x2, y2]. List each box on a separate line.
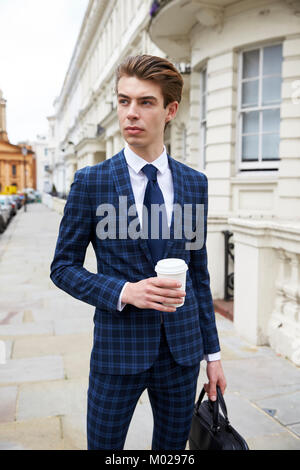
[154, 258, 188, 308]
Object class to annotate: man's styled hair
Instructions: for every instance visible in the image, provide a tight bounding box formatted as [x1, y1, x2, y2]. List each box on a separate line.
[115, 54, 183, 108]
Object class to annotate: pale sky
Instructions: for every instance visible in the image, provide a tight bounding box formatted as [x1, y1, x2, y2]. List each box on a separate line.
[0, 0, 89, 144]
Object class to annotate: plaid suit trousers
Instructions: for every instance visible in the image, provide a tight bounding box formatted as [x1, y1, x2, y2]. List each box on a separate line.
[87, 324, 200, 450]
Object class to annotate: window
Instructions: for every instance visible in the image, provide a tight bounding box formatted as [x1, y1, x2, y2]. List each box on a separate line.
[12, 165, 16, 176]
[238, 43, 282, 171]
[200, 68, 207, 169]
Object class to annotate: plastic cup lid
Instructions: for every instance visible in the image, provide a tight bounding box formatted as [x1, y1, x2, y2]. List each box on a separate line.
[155, 258, 188, 275]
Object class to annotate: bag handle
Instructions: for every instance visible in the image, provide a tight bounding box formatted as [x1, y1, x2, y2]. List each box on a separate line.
[195, 387, 219, 432]
[216, 385, 230, 427]
[195, 386, 230, 433]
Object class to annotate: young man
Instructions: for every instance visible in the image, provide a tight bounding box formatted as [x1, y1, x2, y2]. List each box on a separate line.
[50, 55, 226, 450]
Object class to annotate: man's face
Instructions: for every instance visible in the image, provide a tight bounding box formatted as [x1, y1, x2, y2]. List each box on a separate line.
[117, 75, 177, 152]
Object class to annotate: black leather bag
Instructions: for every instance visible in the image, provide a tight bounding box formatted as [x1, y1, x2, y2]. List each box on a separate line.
[189, 385, 249, 450]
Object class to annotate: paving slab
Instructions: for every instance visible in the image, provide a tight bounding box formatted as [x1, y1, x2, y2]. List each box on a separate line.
[63, 350, 91, 379]
[0, 386, 18, 422]
[0, 340, 12, 360]
[17, 378, 88, 420]
[30, 303, 94, 322]
[0, 417, 64, 450]
[61, 413, 87, 450]
[221, 355, 300, 401]
[0, 442, 25, 450]
[0, 311, 24, 324]
[220, 334, 276, 360]
[0, 321, 54, 338]
[54, 317, 94, 335]
[289, 423, 300, 437]
[247, 431, 300, 450]
[0, 355, 64, 385]
[255, 390, 300, 426]
[12, 332, 93, 359]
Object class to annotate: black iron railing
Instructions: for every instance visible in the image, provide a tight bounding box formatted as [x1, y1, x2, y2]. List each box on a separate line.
[222, 230, 234, 300]
[150, 0, 173, 18]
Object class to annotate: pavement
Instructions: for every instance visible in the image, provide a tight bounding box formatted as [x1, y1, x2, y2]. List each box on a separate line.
[0, 203, 300, 450]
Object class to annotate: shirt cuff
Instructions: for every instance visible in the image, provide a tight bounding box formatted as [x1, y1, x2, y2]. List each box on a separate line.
[204, 351, 221, 362]
[116, 282, 129, 311]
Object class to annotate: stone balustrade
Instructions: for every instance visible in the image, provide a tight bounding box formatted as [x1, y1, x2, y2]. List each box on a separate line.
[229, 216, 300, 366]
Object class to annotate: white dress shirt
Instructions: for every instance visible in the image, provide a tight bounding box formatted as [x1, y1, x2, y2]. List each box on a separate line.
[116, 143, 220, 362]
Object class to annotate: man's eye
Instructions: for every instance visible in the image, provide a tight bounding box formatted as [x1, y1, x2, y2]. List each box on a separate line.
[119, 99, 128, 104]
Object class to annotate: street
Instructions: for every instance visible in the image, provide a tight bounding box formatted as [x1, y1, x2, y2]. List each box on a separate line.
[0, 203, 299, 450]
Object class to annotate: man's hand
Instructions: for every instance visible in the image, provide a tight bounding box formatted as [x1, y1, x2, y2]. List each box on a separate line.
[121, 277, 186, 312]
[204, 360, 227, 401]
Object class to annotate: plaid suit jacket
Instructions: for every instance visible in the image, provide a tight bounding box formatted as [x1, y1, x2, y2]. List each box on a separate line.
[50, 149, 220, 374]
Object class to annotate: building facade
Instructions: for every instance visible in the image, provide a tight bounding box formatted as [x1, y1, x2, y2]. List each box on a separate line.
[48, 0, 300, 365]
[31, 135, 50, 194]
[0, 90, 36, 193]
[149, 0, 300, 365]
[47, 0, 190, 197]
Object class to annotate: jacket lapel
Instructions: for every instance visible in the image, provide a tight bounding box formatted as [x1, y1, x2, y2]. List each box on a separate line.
[111, 149, 184, 269]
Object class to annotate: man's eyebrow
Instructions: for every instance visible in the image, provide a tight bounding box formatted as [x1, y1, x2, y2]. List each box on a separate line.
[117, 93, 158, 102]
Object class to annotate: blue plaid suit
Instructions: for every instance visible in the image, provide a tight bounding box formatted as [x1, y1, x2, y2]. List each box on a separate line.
[50, 149, 220, 449]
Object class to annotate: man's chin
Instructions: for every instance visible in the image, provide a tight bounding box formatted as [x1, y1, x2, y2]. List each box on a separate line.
[124, 136, 146, 147]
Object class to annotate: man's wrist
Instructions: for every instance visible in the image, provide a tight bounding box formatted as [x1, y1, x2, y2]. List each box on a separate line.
[204, 351, 221, 362]
[121, 282, 132, 304]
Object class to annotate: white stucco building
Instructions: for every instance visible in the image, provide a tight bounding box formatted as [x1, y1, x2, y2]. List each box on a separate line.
[30, 135, 49, 193]
[47, 0, 300, 366]
[149, 0, 300, 365]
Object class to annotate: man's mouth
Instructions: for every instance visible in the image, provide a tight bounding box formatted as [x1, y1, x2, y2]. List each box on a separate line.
[125, 126, 144, 135]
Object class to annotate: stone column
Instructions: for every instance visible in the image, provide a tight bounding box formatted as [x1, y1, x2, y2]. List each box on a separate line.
[113, 133, 123, 155]
[188, 70, 201, 169]
[0, 90, 8, 142]
[85, 153, 95, 166]
[205, 51, 237, 214]
[65, 156, 77, 194]
[268, 245, 300, 366]
[106, 137, 113, 159]
[228, 218, 278, 346]
[277, 35, 300, 219]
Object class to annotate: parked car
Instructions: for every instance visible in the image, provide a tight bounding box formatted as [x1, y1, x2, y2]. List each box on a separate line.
[17, 193, 25, 206]
[0, 207, 7, 233]
[11, 194, 22, 210]
[0, 197, 11, 227]
[6, 196, 17, 216]
[0, 195, 14, 219]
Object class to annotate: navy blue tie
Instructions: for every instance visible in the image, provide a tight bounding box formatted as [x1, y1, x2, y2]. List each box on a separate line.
[141, 164, 168, 266]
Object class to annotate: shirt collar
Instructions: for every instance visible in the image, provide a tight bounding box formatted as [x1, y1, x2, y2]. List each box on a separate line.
[123, 143, 169, 175]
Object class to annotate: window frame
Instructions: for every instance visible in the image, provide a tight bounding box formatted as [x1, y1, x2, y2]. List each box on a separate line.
[200, 67, 207, 170]
[236, 42, 283, 172]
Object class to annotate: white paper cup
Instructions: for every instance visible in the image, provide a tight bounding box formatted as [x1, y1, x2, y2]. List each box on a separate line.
[154, 258, 188, 308]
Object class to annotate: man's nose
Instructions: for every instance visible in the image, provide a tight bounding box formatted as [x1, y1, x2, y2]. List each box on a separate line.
[127, 102, 139, 120]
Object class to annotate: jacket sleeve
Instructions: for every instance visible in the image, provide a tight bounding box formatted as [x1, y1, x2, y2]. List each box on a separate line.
[188, 173, 221, 356]
[50, 168, 127, 312]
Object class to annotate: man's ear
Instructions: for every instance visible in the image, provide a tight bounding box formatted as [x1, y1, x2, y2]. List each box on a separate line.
[165, 101, 179, 124]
